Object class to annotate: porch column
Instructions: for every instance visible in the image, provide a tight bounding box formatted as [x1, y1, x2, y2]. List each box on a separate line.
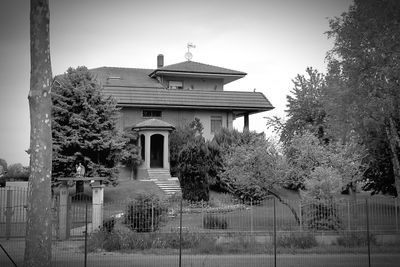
[244, 113, 249, 131]
[145, 132, 151, 169]
[163, 133, 169, 169]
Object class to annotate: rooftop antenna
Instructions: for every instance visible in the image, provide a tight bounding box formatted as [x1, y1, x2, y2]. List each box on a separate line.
[185, 43, 196, 61]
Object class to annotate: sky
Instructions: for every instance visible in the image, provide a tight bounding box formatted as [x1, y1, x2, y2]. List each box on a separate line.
[0, 0, 353, 166]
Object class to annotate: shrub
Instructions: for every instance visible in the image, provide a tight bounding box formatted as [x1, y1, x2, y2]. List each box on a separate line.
[101, 217, 115, 233]
[302, 201, 343, 231]
[278, 232, 317, 249]
[203, 214, 228, 229]
[336, 232, 377, 247]
[86, 229, 212, 252]
[178, 137, 210, 202]
[170, 118, 204, 177]
[124, 194, 166, 232]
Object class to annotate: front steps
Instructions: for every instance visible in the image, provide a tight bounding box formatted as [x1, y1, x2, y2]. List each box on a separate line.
[147, 169, 181, 196]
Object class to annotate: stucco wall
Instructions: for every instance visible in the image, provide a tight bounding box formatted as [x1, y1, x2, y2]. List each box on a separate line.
[119, 107, 233, 140]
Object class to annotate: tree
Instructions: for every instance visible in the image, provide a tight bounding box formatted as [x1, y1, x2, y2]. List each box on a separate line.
[219, 132, 283, 201]
[6, 163, 30, 180]
[52, 66, 124, 192]
[285, 132, 366, 192]
[24, 0, 53, 265]
[0, 158, 7, 173]
[120, 128, 141, 180]
[286, 132, 366, 230]
[327, 0, 400, 196]
[169, 118, 203, 176]
[270, 67, 327, 145]
[178, 136, 210, 201]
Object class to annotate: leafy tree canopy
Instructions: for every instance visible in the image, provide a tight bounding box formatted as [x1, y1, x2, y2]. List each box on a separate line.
[326, 0, 400, 196]
[267, 67, 328, 145]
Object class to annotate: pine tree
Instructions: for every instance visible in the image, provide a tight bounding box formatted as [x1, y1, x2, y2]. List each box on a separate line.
[52, 66, 124, 191]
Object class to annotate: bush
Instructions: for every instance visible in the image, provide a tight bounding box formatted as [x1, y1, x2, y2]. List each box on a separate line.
[278, 232, 317, 249]
[86, 229, 211, 252]
[124, 194, 166, 232]
[302, 201, 343, 231]
[336, 232, 377, 247]
[101, 217, 115, 233]
[178, 137, 210, 202]
[203, 214, 228, 229]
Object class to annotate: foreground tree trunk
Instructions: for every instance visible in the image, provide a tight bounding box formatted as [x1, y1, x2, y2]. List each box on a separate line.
[24, 0, 53, 266]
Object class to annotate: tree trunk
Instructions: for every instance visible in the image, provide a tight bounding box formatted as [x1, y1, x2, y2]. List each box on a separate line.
[386, 117, 400, 198]
[24, 1, 53, 266]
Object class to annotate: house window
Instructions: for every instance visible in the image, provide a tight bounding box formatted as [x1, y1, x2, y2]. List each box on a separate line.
[211, 116, 223, 134]
[168, 81, 183, 89]
[143, 110, 162, 118]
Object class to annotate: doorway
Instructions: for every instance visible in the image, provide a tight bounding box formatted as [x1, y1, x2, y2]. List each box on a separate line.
[150, 134, 164, 168]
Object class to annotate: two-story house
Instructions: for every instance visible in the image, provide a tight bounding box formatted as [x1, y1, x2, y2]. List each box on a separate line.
[90, 55, 273, 182]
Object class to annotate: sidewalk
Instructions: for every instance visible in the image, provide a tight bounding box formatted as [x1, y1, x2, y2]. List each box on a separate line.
[2, 238, 400, 267]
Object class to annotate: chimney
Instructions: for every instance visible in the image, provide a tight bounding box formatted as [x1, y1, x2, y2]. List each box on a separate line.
[157, 54, 164, 68]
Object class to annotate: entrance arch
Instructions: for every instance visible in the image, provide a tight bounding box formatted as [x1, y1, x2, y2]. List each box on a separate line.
[133, 119, 175, 179]
[150, 134, 164, 168]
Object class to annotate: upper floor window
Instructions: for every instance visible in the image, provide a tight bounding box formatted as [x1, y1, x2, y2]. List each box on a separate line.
[143, 110, 162, 118]
[168, 81, 183, 89]
[211, 116, 223, 134]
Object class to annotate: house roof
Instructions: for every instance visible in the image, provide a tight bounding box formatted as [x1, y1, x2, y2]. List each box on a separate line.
[149, 61, 246, 84]
[90, 67, 163, 88]
[101, 87, 274, 116]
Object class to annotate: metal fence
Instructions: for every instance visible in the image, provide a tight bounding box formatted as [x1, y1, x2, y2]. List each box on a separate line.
[1, 188, 400, 267]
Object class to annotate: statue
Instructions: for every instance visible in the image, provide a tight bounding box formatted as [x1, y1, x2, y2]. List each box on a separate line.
[76, 163, 85, 177]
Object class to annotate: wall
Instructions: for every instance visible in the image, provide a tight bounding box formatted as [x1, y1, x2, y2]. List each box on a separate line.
[160, 76, 224, 91]
[120, 107, 234, 140]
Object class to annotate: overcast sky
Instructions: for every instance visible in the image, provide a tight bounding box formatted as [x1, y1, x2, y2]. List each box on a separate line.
[0, 0, 353, 166]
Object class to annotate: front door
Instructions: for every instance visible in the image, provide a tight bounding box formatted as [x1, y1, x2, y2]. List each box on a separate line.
[150, 134, 163, 168]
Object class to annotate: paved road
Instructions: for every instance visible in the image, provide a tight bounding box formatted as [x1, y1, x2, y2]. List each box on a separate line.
[1, 239, 400, 267]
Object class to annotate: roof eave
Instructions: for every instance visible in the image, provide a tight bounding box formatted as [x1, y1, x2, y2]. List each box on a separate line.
[118, 103, 274, 113]
[149, 70, 246, 79]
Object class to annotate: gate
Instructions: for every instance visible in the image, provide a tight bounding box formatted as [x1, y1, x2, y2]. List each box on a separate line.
[0, 186, 27, 238]
[68, 193, 92, 238]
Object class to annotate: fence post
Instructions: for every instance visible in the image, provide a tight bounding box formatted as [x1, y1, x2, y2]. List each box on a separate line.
[58, 184, 69, 240]
[347, 199, 351, 231]
[151, 202, 154, 232]
[5, 188, 13, 240]
[366, 199, 371, 267]
[395, 198, 398, 233]
[299, 201, 302, 231]
[201, 200, 204, 228]
[179, 196, 183, 267]
[273, 197, 277, 267]
[84, 200, 88, 267]
[250, 198, 254, 234]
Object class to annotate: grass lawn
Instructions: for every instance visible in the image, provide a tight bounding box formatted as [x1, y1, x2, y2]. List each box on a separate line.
[62, 180, 399, 234]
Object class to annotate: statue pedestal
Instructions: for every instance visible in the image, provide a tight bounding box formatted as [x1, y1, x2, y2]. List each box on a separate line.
[58, 184, 69, 240]
[91, 182, 104, 231]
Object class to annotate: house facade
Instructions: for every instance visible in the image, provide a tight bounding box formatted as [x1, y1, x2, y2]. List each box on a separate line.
[90, 55, 273, 181]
